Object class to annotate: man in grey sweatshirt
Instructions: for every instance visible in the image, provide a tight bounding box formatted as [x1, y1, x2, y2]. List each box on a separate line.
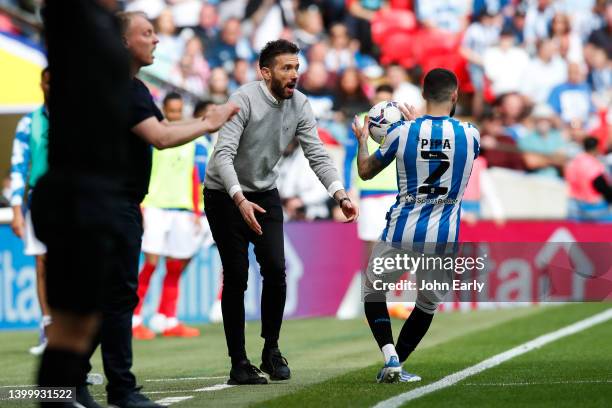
[204, 39, 358, 385]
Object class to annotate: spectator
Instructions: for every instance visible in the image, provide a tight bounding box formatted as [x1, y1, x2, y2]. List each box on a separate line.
[325, 22, 356, 72]
[307, 41, 329, 64]
[243, 0, 295, 52]
[460, 10, 502, 117]
[520, 38, 567, 105]
[194, 2, 220, 49]
[333, 67, 370, 125]
[496, 92, 530, 140]
[229, 58, 255, 92]
[415, 0, 471, 33]
[294, 3, 325, 52]
[145, 8, 185, 80]
[208, 67, 230, 103]
[565, 136, 612, 221]
[385, 64, 425, 114]
[345, 0, 380, 56]
[501, 5, 527, 45]
[206, 17, 254, 72]
[549, 12, 584, 63]
[277, 139, 331, 221]
[299, 61, 335, 121]
[484, 26, 529, 97]
[586, 45, 612, 106]
[586, 1, 612, 59]
[479, 110, 526, 170]
[472, 0, 512, 16]
[169, 36, 210, 97]
[523, 0, 557, 52]
[547, 62, 596, 125]
[518, 104, 568, 178]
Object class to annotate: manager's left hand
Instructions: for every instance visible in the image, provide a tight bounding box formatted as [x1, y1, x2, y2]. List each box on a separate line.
[340, 198, 358, 223]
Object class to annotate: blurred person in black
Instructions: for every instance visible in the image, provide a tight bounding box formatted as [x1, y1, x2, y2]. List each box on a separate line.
[34, 3, 237, 407]
[34, 1, 132, 407]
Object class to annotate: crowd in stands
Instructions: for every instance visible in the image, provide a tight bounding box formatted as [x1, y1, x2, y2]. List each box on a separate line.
[1, 0, 611, 221]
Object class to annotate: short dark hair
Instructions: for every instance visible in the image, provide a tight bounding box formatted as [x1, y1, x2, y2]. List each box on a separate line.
[375, 84, 394, 95]
[163, 92, 182, 106]
[193, 100, 212, 117]
[259, 39, 300, 69]
[41, 66, 50, 78]
[583, 136, 599, 152]
[422, 68, 458, 103]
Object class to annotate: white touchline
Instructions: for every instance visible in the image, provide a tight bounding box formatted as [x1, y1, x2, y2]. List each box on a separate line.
[155, 396, 194, 406]
[145, 376, 227, 382]
[195, 384, 236, 392]
[373, 308, 612, 408]
[462, 380, 612, 386]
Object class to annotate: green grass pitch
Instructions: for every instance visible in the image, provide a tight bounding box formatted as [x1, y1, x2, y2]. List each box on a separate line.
[0, 303, 610, 407]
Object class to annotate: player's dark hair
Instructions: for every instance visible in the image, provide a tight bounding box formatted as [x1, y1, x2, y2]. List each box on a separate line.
[375, 84, 395, 95]
[583, 136, 599, 152]
[163, 92, 182, 106]
[422, 68, 458, 104]
[193, 100, 212, 117]
[259, 40, 300, 69]
[41, 67, 50, 78]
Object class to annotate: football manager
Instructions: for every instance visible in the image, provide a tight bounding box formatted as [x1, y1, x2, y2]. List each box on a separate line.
[204, 39, 358, 385]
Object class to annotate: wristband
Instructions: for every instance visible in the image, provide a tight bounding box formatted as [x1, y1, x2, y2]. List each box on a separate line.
[237, 197, 247, 207]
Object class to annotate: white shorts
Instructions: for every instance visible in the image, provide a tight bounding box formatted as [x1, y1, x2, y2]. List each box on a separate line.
[141, 207, 211, 259]
[357, 194, 397, 242]
[364, 241, 451, 314]
[24, 210, 46, 256]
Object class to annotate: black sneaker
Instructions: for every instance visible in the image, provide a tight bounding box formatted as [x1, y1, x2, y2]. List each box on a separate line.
[260, 348, 291, 381]
[108, 387, 165, 408]
[75, 385, 103, 408]
[228, 359, 268, 385]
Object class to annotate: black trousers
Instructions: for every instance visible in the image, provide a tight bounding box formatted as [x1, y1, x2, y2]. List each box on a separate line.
[32, 175, 141, 400]
[82, 201, 142, 401]
[204, 188, 286, 361]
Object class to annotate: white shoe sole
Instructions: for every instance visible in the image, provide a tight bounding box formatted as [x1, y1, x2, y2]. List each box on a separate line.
[400, 374, 422, 383]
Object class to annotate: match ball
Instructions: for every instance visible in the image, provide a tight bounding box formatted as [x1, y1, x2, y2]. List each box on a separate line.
[368, 101, 403, 144]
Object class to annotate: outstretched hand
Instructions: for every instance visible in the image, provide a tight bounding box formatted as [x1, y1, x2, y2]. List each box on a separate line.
[204, 102, 240, 132]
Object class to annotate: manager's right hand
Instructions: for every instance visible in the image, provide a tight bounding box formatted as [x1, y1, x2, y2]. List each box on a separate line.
[236, 198, 266, 236]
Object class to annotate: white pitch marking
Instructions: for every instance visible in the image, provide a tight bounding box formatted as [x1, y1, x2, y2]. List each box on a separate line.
[145, 376, 226, 382]
[462, 380, 612, 386]
[373, 308, 612, 408]
[195, 384, 235, 392]
[155, 396, 194, 406]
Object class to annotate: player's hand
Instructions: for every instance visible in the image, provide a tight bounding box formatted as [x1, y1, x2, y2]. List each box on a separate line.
[352, 115, 369, 143]
[204, 102, 240, 132]
[11, 210, 25, 238]
[238, 199, 266, 235]
[340, 198, 359, 223]
[399, 103, 417, 121]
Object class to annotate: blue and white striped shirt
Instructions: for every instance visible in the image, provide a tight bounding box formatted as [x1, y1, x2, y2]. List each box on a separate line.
[375, 115, 480, 253]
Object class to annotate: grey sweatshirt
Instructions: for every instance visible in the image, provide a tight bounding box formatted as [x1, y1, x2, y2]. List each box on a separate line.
[205, 81, 343, 197]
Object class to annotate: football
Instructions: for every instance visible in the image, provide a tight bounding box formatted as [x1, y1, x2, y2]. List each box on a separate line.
[367, 101, 403, 144]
